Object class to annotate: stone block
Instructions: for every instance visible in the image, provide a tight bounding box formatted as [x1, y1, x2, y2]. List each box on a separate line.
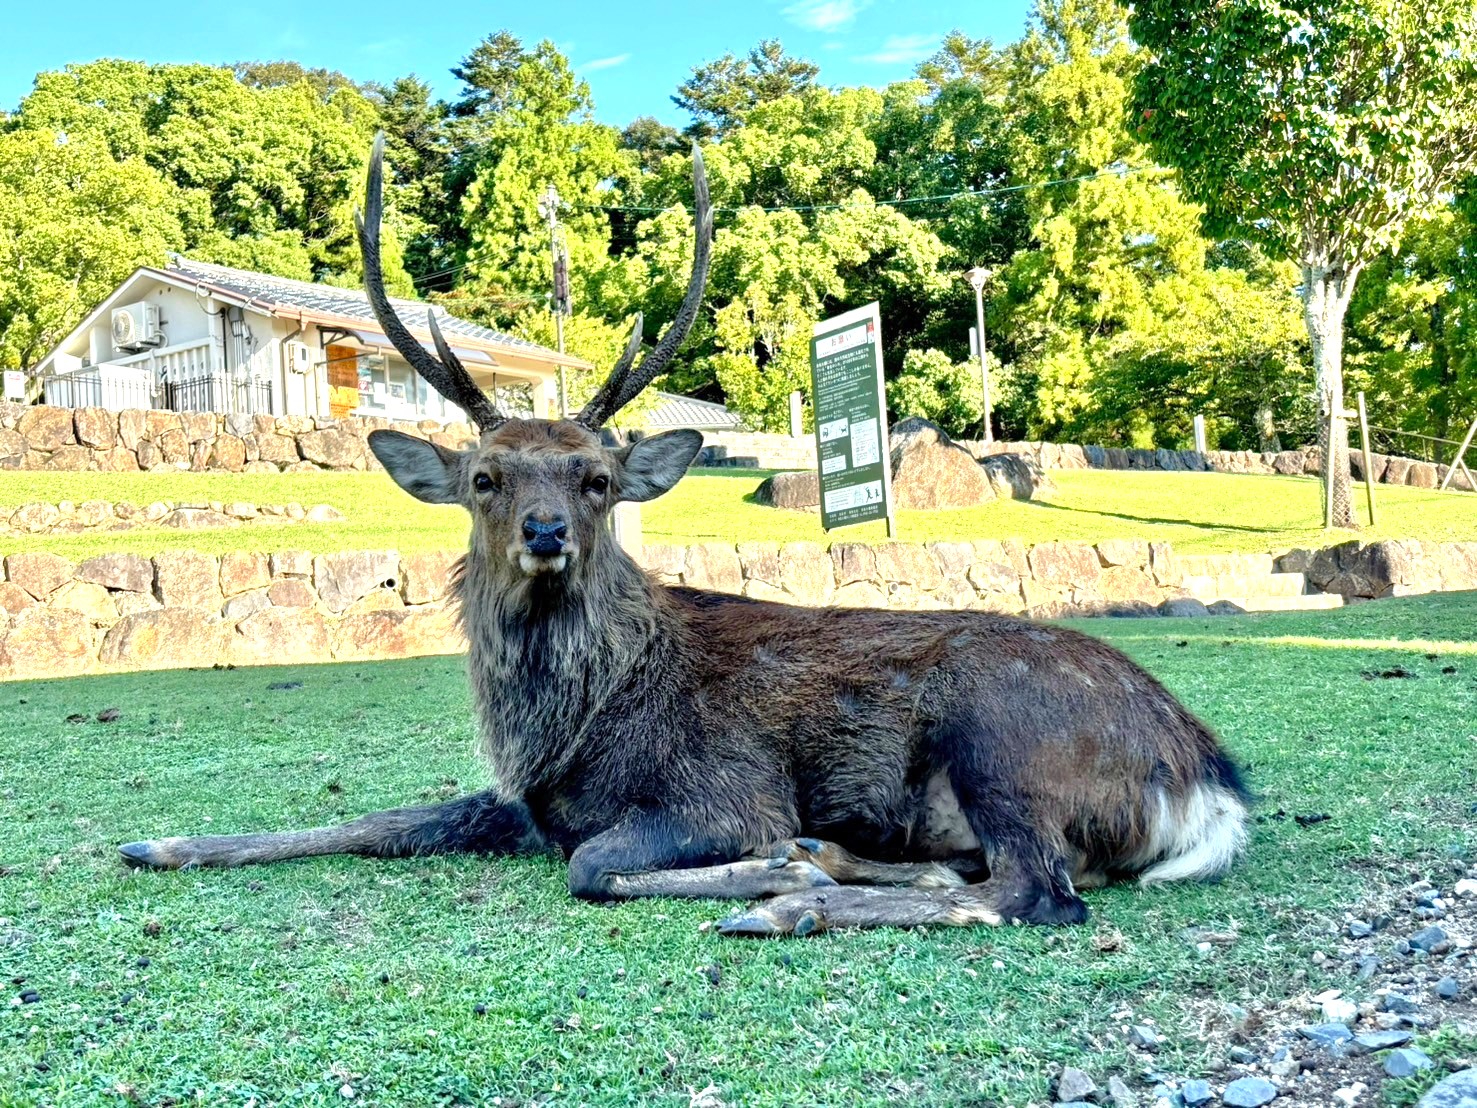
[778, 542, 833, 603]
[74, 407, 117, 449]
[830, 543, 877, 587]
[400, 551, 461, 604]
[5, 552, 75, 600]
[1095, 539, 1150, 569]
[684, 543, 743, 594]
[1028, 542, 1101, 591]
[229, 608, 331, 666]
[271, 550, 314, 577]
[873, 543, 944, 591]
[736, 542, 782, 588]
[99, 609, 229, 671]
[331, 607, 466, 661]
[313, 550, 399, 613]
[267, 578, 317, 609]
[220, 552, 271, 597]
[0, 607, 93, 679]
[154, 550, 222, 608]
[49, 581, 118, 624]
[19, 406, 74, 451]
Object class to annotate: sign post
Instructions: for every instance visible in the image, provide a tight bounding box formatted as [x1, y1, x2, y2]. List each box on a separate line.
[2, 370, 25, 402]
[810, 303, 895, 537]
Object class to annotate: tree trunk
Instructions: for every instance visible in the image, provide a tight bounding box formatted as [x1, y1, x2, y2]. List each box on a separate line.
[1254, 404, 1281, 453]
[1302, 260, 1360, 529]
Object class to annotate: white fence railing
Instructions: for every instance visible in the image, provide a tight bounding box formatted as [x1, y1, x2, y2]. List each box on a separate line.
[41, 339, 272, 416]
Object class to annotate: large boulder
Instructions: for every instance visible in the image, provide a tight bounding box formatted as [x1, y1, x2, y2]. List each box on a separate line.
[888, 417, 995, 510]
[753, 470, 820, 510]
[980, 453, 1054, 500]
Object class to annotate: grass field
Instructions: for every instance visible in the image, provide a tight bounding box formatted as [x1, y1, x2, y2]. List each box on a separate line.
[2, 593, 1475, 1106]
[3, 466, 1476, 560]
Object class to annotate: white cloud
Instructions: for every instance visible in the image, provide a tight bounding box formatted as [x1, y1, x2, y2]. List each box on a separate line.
[855, 33, 940, 65]
[583, 54, 632, 72]
[783, 0, 870, 33]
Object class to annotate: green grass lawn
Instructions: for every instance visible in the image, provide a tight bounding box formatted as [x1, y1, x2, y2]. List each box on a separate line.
[3, 466, 1475, 560]
[2, 593, 1474, 1106]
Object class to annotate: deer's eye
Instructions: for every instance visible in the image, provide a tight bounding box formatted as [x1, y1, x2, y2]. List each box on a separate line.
[585, 474, 610, 496]
[474, 473, 496, 494]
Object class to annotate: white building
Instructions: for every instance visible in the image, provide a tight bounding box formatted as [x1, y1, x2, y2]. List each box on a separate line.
[31, 256, 591, 422]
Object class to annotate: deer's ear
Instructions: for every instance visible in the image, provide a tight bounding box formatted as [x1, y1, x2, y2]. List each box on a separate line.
[615, 429, 703, 503]
[368, 429, 466, 504]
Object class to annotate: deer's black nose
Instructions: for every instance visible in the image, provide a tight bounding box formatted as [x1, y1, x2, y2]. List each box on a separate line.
[522, 518, 568, 555]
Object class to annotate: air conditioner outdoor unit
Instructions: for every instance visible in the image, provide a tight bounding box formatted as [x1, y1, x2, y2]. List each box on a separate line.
[111, 302, 163, 352]
[286, 341, 315, 374]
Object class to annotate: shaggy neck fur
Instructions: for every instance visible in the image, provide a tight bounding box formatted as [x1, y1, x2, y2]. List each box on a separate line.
[455, 525, 677, 797]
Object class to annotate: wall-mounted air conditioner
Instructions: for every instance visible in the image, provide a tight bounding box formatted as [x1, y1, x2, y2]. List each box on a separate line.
[286, 341, 315, 374]
[111, 302, 163, 353]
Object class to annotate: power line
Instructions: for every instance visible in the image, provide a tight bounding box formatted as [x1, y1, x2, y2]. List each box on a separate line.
[592, 163, 1163, 215]
[406, 163, 1164, 287]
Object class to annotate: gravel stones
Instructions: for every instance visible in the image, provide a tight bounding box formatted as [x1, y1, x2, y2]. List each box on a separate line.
[1221, 1078, 1277, 1108]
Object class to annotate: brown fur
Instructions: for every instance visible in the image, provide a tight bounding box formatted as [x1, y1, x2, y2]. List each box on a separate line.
[120, 417, 1249, 934]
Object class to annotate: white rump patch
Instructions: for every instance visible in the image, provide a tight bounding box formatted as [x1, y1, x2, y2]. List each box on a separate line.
[1133, 782, 1248, 886]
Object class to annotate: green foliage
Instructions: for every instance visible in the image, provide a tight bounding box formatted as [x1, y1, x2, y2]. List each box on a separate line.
[4, 10, 1476, 454]
[671, 39, 820, 141]
[1346, 207, 1477, 443]
[1132, 0, 1477, 523]
[1130, 0, 1477, 268]
[0, 129, 183, 368]
[887, 348, 986, 437]
[512, 311, 661, 428]
[17, 61, 391, 285]
[449, 35, 627, 328]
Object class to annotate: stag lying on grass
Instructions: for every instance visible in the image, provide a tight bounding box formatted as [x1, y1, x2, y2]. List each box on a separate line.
[119, 136, 1249, 935]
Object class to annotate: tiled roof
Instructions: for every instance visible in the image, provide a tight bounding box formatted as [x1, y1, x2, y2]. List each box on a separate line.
[646, 391, 745, 431]
[166, 255, 551, 354]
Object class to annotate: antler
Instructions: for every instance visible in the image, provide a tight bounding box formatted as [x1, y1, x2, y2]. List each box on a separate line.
[575, 146, 713, 430]
[356, 132, 505, 432]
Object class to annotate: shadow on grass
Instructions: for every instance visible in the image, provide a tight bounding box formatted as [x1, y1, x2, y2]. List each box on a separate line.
[1026, 497, 1290, 534]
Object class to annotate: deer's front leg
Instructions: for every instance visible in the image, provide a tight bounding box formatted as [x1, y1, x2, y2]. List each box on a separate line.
[566, 814, 836, 902]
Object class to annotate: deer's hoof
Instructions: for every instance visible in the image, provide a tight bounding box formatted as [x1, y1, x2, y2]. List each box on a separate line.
[118, 840, 173, 869]
[715, 905, 827, 939]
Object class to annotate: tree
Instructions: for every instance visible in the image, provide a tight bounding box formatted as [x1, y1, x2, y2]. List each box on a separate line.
[887, 348, 986, 437]
[17, 60, 397, 287]
[0, 129, 183, 367]
[366, 75, 454, 288]
[1131, 0, 1477, 526]
[672, 39, 819, 140]
[1345, 204, 1477, 446]
[620, 116, 684, 175]
[450, 36, 626, 327]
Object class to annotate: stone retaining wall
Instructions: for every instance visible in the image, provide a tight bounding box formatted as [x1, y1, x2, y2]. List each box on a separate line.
[694, 430, 1473, 492]
[6, 537, 1476, 679]
[2, 499, 344, 535]
[0, 401, 475, 474]
[4, 402, 1468, 490]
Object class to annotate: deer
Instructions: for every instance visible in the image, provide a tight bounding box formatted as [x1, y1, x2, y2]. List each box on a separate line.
[117, 135, 1250, 936]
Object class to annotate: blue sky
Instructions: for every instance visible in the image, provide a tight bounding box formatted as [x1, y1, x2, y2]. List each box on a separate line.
[2, 0, 1034, 126]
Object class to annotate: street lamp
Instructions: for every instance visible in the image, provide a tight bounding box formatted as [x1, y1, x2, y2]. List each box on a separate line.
[965, 266, 994, 444]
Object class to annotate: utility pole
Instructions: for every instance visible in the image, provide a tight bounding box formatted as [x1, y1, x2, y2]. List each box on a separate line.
[966, 266, 994, 444]
[538, 184, 570, 417]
